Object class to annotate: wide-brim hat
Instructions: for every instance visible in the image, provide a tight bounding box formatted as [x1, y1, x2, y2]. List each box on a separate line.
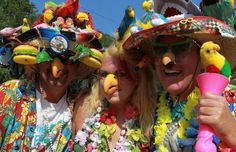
[123, 16, 236, 67]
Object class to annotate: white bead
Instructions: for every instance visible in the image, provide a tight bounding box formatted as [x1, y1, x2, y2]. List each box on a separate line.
[120, 129, 126, 135]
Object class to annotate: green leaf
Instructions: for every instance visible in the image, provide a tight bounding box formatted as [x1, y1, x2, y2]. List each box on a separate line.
[73, 144, 84, 152]
[132, 145, 141, 152]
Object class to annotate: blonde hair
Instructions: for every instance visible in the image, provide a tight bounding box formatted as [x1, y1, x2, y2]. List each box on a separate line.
[82, 44, 157, 136]
[81, 45, 120, 117]
[122, 41, 158, 135]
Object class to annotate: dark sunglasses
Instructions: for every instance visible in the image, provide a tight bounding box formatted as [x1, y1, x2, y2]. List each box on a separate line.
[152, 38, 200, 57]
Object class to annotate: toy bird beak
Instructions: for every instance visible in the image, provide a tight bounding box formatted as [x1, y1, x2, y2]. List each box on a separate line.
[162, 50, 176, 66]
[128, 10, 135, 18]
[51, 58, 64, 78]
[104, 73, 118, 95]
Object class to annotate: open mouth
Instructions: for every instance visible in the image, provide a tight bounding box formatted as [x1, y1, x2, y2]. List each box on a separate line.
[161, 2, 188, 18]
[164, 69, 181, 76]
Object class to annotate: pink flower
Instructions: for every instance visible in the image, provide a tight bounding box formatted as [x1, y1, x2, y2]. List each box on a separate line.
[87, 146, 93, 152]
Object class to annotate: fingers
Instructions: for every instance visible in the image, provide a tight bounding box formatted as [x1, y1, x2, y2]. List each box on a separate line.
[199, 93, 227, 107]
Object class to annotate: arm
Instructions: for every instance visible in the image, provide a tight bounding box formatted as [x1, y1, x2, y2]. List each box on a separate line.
[197, 92, 236, 147]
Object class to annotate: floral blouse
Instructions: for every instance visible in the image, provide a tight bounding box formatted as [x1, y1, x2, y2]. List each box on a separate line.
[0, 79, 73, 151]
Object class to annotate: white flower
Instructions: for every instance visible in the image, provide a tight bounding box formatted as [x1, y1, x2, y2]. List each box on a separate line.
[90, 133, 100, 142]
[120, 129, 126, 136]
[95, 114, 101, 121]
[86, 126, 91, 132]
[119, 136, 124, 142]
[74, 131, 88, 144]
[92, 142, 97, 148]
[94, 122, 100, 128]
[97, 107, 102, 113]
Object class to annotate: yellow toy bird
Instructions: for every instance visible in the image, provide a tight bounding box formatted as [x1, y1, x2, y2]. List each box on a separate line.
[200, 41, 231, 78]
[22, 18, 30, 33]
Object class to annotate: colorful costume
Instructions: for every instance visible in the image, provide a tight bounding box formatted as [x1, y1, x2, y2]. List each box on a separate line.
[0, 0, 103, 151]
[0, 79, 73, 151]
[117, 0, 236, 151]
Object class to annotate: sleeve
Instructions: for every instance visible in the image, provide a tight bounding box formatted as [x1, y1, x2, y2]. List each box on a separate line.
[0, 80, 19, 148]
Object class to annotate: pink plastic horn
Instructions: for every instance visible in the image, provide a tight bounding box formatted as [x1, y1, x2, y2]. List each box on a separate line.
[196, 73, 229, 152]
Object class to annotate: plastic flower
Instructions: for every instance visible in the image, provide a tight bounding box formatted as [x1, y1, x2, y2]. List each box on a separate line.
[75, 130, 88, 146]
[98, 123, 116, 138]
[100, 108, 116, 124]
[126, 129, 143, 142]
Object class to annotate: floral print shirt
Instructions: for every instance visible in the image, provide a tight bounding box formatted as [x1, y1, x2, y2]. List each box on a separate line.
[0, 79, 73, 151]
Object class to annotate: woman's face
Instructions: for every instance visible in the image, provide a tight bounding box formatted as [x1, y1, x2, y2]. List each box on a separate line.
[154, 36, 201, 97]
[99, 54, 136, 107]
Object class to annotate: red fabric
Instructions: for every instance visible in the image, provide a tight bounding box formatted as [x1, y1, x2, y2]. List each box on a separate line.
[206, 64, 220, 73]
[55, 0, 79, 18]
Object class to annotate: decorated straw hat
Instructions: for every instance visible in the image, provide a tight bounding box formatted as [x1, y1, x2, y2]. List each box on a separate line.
[119, 0, 236, 67]
[0, 0, 103, 78]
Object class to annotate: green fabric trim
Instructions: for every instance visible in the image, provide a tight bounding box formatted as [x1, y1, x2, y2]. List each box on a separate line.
[36, 50, 53, 63]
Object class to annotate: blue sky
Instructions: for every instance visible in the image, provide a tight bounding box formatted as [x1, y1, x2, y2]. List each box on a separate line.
[30, 0, 200, 35]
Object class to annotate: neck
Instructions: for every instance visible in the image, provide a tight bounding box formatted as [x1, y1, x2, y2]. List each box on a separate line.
[170, 82, 196, 101]
[110, 102, 128, 121]
[36, 80, 68, 103]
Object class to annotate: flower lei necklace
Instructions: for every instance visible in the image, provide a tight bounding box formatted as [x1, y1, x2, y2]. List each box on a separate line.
[72, 102, 149, 152]
[154, 87, 200, 152]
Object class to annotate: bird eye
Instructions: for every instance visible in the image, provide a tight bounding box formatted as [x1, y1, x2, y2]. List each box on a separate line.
[206, 50, 210, 53]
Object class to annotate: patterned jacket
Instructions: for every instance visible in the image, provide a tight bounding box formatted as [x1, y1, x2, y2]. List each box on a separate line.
[0, 79, 74, 151]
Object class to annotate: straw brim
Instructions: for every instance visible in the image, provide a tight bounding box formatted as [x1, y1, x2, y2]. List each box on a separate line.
[123, 16, 236, 67]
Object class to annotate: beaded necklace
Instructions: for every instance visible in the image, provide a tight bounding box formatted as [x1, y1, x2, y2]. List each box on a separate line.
[153, 87, 200, 152]
[73, 103, 149, 152]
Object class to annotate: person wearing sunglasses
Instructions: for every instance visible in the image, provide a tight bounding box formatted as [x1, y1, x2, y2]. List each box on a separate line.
[121, 0, 236, 151]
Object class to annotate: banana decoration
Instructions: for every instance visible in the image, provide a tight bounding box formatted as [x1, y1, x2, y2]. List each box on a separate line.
[104, 73, 118, 95]
[51, 57, 64, 78]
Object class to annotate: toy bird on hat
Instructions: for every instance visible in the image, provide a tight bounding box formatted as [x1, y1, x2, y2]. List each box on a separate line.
[0, 0, 104, 79]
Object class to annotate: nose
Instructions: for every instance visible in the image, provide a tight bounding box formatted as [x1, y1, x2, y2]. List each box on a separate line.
[51, 57, 64, 78]
[162, 49, 176, 66]
[104, 73, 118, 95]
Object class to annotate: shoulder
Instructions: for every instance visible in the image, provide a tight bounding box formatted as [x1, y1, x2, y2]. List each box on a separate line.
[0, 79, 30, 106]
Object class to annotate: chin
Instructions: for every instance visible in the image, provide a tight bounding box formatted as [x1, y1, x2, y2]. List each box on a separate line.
[165, 81, 186, 96]
[107, 97, 121, 105]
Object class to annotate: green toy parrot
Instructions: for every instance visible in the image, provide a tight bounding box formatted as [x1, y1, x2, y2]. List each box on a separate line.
[200, 41, 231, 78]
